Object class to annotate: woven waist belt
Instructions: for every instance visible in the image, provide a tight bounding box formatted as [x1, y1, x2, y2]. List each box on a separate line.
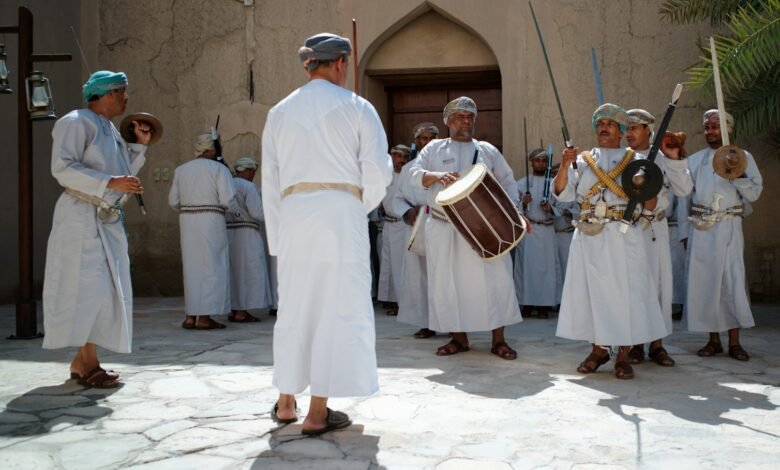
[383, 216, 401, 223]
[282, 182, 362, 201]
[226, 220, 260, 230]
[579, 204, 628, 223]
[526, 217, 553, 225]
[691, 204, 743, 217]
[64, 187, 115, 210]
[180, 205, 225, 215]
[555, 226, 575, 233]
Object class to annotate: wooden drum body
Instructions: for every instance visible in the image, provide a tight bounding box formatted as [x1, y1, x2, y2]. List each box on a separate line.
[435, 163, 526, 259]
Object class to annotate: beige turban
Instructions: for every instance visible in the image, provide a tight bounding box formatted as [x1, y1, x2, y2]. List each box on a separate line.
[592, 103, 629, 133]
[443, 96, 477, 125]
[703, 109, 734, 133]
[391, 144, 412, 157]
[234, 157, 258, 172]
[528, 148, 549, 161]
[194, 132, 215, 156]
[627, 108, 655, 134]
[413, 122, 440, 138]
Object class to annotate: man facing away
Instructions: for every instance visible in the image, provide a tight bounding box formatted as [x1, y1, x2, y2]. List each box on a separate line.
[262, 32, 392, 435]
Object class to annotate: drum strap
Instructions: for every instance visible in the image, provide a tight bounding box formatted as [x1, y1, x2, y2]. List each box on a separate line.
[472, 147, 479, 165]
[582, 149, 634, 201]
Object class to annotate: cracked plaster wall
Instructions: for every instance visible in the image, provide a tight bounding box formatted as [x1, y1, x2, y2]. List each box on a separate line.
[1, 0, 773, 301]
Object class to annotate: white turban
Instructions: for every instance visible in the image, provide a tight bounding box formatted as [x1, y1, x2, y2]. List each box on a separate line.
[443, 96, 477, 125]
[703, 109, 734, 133]
[194, 132, 215, 156]
[413, 122, 440, 138]
[234, 157, 258, 172]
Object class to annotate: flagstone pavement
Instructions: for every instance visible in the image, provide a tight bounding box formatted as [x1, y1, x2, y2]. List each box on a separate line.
[0, 298, 778, 469]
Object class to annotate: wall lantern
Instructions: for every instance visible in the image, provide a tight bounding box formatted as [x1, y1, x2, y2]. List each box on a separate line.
[25, 70, 56, 120]
[0, 44, 11, 94]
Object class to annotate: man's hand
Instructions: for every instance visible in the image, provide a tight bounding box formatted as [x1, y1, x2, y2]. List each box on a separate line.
[644, 197, 658, 212]
[661, 140, 681, 160]
[521, 214, 533, 235]
[403, 207, 418, 226]
[541, 201, 552, 213]
[108, 175, 143, 194]
[561, 147, 579, 168]
[132, 120, 153, 145]
[422, 171, 459, 188]
[522, 192, 533, 206]
[682, 238, 688, 250]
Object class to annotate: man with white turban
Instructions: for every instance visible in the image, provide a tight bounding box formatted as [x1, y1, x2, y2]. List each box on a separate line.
[43, 70, 152, 388]
[169, 131, 237, 330]
[226, 157, 273, 322]
[554, 103, 668, 380]
[262, 32, 392, 435]
[624, 108, 693, 367]
[408, 97, 523, 360]
[392, 122, 440, 338]
[514, 148, 558, 319]
[686, 109, 762, 361]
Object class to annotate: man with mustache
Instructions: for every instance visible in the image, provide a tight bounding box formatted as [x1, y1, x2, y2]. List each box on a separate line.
[408, 97, 522, 360]
[553, 103, 668, 379]
[686, 110, 762, 361]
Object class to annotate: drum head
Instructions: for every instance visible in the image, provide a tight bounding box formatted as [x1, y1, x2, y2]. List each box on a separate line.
[435, 162, 488, 206]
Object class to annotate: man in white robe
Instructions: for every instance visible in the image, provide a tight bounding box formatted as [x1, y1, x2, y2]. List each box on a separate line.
[514, 148, 558, 319]
[554, 103, 668, 380]
[551, 167, 577, 307]
[262, 33, 392, 435]
[391, 122, 439, 338]
[409, 97, 523, 360]
[226, 157, 272, 322]
[625, 109, 693, 367]
[169, 132, 236, 330]
[686, 110, 762, 361]
[377, 145, 412, 315]
[668, 190, 690, 317]
[43, 70, 152, 387]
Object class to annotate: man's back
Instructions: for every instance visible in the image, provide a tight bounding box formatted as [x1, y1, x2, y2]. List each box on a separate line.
[171, 158, 234, 208]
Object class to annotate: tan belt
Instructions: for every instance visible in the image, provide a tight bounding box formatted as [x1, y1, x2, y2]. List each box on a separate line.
[691, 204, 743, 217]
[180, 205, 225, 215]
[282, 182, 362, 201]
[384, 216, 401, 223]
[579, 205, 629, 223]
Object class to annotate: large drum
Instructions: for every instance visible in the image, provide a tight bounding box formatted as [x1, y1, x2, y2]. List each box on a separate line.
[435, 163, 526, 259]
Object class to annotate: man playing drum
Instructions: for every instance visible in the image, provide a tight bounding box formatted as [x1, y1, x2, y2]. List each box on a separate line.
[553, 103, 668, 380]
[408, 97, 523, 360]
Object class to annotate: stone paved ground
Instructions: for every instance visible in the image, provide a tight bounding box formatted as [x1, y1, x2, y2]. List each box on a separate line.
[0, 299, 778, 469]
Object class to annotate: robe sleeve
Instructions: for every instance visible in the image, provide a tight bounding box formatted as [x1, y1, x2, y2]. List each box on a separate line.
[126, 143, 148, 176]
[218, 166, 239, 213]
[358, 100, 393, 213]
[246, 183, 264, 222]
[262, 112, 282, 256]
[50, 114, 111, 198]
[731, 151, 762, 203]
[676, 195, 691, 242]
[658, 156, 693, 197]
[485, 144, 519, 205]
[553, 159, 580, 203]
[408, 144, 432, 189]
[168, 169, 181, 211]
[390, 165, 415, 221]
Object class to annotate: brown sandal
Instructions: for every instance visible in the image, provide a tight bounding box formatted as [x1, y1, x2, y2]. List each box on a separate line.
[577, 351, 610, 373]
[649, 346, 675, 366]
[413, 328, 436, 339]
[628, 345, 645, 365]
[195, 317, 226, 330]
[614, 361, 635, 380]
[728, 345, 750, 361]
[697, 341, 723, 357]
[490, 341, 518, 360]
[436, 339, 469, 356]
[78, 367, 120, 388]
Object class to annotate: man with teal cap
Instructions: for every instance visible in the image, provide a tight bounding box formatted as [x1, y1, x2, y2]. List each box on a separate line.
[42, 70, 152, 388]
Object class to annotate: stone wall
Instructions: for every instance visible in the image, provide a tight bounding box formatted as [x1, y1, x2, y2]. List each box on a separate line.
[0, 0, 776, 301]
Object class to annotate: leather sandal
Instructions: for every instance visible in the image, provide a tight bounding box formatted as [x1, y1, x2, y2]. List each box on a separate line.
[628, 345, 645, 365]
[78, 367, 121, 388]
[413, 328, 436, 339]
[577, 351, 610, 373]
[436, 339, 469, 356]
[697, 341, 723, 357]
[195, 317, 226, 330]
[271, 401, 298, 424]
[614, 361, 635, 380]
[490, 341, 518, 360]
[649, 346, 675, 366]
[728, 345, 750, 361]
[301, 408, 352, 436]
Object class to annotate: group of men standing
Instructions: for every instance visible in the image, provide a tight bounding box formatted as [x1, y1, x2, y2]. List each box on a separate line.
[39, 30, 762, 435]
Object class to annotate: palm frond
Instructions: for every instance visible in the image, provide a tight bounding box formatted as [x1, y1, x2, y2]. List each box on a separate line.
[727, 64, 780, 137]
[659, 0, 763, 26]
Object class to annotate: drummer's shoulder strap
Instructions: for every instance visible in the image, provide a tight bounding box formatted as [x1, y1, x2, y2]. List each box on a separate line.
[472, 139, 481, 164]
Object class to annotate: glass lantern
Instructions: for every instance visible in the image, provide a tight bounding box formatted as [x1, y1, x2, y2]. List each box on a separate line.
[25, 70, 56, 120]
[0, 44, 11, 94]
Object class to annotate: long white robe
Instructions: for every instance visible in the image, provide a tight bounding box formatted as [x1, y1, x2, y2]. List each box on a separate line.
[685, 147, 762, 332]
[43, 109, 147, 353]
[377, 172, 405, 303]
[391, 158, 429, 328]
[668, 193, 690, 305]
[552, 200, 577, 304]
[262, 78, 392, 397]
[554, 147, 667, 345]
[226, 177, 273, 310]
[514, 175, 558, 307]
[168, 158, 236, 316]
[636, 150, 693, 335]
[409, 139, 522, 332]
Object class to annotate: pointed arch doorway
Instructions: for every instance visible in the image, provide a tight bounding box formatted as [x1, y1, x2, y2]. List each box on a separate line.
[362, 10, 503, 150]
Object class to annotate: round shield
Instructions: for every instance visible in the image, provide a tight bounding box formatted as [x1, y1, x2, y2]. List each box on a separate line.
[621, 160, 664, 202]
[120, 112, 164, 145]
[712, 145, 747, 180]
